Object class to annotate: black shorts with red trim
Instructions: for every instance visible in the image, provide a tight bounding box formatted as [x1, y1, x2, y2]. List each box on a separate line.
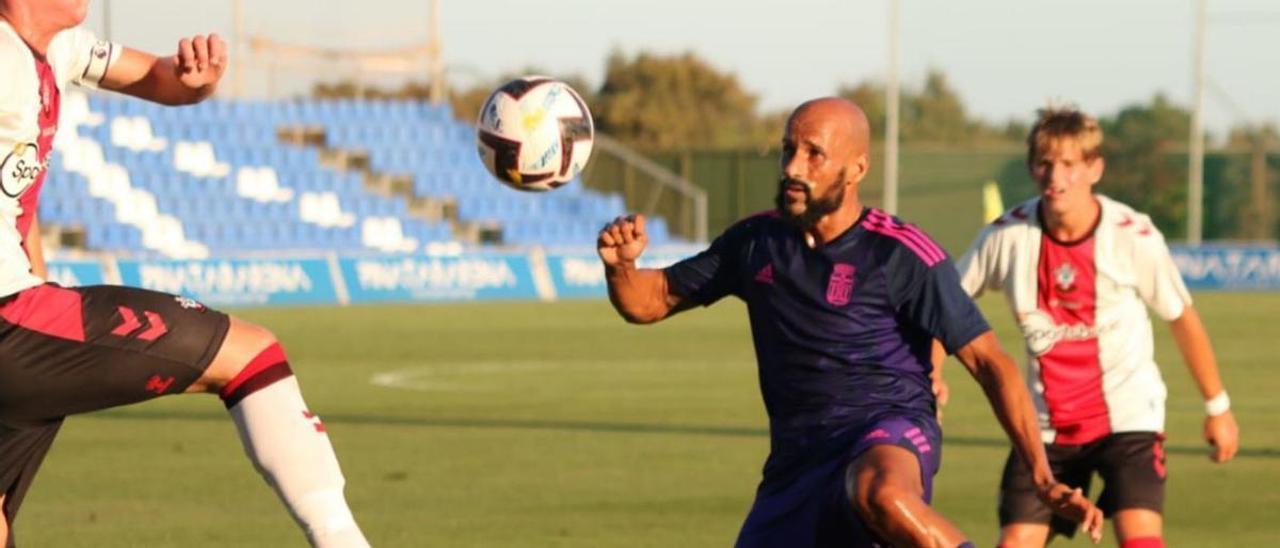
[0, 283, 229, 527]
[998, 431, 1168, 538]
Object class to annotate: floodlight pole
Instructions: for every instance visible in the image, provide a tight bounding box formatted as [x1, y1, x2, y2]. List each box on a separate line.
[428, 0, 445, 105]
[102, 0, 112, 42]
[1188, 0, 1207, 246]
[232, 0, 244, 97]
[884, 0, 901, 215]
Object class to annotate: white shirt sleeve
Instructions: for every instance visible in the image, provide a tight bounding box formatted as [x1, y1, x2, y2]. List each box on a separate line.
[955, 225, 1000, 298]
[49, 26, 121, 89]
[1133, 225, 1193, 321]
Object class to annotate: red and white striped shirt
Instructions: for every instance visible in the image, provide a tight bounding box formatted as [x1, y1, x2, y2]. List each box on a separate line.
[0, 22, 118, 297]
[957, 195, 1192, 444]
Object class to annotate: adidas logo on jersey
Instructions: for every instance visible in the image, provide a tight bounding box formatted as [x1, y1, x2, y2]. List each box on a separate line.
[754, 264, 774, 284]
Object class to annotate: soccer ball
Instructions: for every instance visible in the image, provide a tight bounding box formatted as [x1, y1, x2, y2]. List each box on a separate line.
[475, 76, 595, 192]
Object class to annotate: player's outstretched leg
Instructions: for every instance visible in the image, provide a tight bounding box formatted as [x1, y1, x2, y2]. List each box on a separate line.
[190, 317, 369, 548]
[847, 445, 971, 547]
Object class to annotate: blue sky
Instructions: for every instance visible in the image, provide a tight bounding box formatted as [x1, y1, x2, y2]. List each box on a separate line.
[87, 0, 1276, 136]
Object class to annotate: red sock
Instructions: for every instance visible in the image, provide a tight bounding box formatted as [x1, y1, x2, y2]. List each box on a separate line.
[1121, 537, 1164, 548]
[219, 342, 293, 408]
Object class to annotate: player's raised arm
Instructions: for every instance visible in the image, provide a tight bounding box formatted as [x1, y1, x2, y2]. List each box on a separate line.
[951, 330, 1105, 542]
[598, 214, 683, 324]
[100, 34, 226, 105]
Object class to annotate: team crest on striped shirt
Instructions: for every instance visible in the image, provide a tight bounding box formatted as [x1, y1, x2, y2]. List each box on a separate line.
[826, 263, 856, 306]
[1054, 263, 1077, 293]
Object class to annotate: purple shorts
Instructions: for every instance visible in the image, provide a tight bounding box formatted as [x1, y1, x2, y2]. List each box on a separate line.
[735, 416, 942, 548]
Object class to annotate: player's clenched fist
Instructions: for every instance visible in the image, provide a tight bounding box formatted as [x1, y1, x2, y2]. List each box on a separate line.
[597, 214, 648, 267]
[173, 33, 227, 90]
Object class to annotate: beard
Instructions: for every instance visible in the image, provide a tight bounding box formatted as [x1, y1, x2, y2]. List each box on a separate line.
[774, 168, 847, 228]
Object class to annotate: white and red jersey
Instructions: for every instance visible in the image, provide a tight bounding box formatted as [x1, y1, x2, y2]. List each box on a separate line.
[0, 22, 119, 297]
[957, 195, 1193, 445]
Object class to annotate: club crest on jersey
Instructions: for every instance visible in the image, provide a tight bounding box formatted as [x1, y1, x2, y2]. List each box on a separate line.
[174, 295, 206, 312]
[826, 263, 856, 306]
[0, 142, 44, 198]
[1054, 263, 1077, 293]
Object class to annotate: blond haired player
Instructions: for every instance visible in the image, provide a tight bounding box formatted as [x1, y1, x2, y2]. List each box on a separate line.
[937, 107, 1239, 548]
[0, 1, 368, 546]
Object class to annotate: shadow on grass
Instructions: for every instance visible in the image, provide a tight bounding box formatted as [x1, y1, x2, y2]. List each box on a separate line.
[87, 409, 1280, 459]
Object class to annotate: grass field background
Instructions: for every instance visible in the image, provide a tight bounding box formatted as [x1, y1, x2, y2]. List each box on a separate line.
[18, 292, 1279, 546]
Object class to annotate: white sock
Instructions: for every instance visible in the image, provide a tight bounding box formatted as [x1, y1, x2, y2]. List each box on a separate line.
[227, 376, 370, 548]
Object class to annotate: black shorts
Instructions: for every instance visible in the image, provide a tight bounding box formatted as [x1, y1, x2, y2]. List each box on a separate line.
[998, 432, 1167, 538]
[0, 283, 229, 530]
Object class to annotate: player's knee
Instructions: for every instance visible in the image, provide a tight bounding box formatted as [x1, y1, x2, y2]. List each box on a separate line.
[852, 480, 909, 525]
[198, 318, 284, 392]
[996, 526, 1050, 548]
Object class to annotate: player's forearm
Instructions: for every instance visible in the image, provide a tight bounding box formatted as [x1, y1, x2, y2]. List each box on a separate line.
[978, 362, 1054, 487]
[104, 52, 215, 106]
[958, 333, 1055, 488]
[118, 58, 215, 105]
[604, 262, 673, 324]
[1170, 306, 1226, 400]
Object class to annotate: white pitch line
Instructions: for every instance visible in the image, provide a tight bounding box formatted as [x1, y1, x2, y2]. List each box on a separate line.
[370, 358, 745, 393]
[369, 361, 562, 393]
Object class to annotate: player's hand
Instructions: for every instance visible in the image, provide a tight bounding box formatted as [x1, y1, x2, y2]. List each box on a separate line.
[1037, 482, 1104, 544]
[173, 34, 227, 90]
[1204, 410, 1239, 463]
[598, 214, 648, 268]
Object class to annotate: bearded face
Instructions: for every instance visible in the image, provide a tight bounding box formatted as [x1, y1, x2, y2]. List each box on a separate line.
[775, 167, 847, 227]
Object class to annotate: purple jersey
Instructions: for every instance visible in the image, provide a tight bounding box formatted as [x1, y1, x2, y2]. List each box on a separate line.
[665, 208, 989, 488]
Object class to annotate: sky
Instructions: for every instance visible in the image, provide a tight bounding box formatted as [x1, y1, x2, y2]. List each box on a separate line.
[85, 0, 1277, 137]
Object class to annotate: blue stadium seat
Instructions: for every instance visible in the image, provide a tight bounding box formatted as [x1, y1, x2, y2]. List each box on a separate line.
[53, 95, 665, 252]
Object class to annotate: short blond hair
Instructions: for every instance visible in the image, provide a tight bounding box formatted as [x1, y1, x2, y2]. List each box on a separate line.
[1026, 107, 1103, 165]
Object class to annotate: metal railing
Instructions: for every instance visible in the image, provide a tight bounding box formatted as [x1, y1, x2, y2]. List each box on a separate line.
[583, 134, 708, 243]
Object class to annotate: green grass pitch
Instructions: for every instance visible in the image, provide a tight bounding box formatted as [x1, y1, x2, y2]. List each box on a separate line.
[18, 293, 1279, 546]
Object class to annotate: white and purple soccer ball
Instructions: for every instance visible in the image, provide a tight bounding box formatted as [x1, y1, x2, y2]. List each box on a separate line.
[475, 76, 595, 192]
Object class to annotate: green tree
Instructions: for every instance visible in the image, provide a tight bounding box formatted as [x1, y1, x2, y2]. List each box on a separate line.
[594, 50, 761, 150]
[836, 69, 1013, 144]
[448, 69, 597, 124]
[905, 70, 972, 142]
[1099, 94, 1192, 236]
[835, 80, 887, 135]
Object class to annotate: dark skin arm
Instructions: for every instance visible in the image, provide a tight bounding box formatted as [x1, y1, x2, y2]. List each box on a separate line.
[952, 331, 1104, 542]
[597, 214, 690, 324]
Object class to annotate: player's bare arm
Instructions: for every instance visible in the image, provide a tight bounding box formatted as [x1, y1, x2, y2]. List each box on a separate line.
[23, 214, 45, 280]
[598, 214, 684, 324]
[951, 330, 1105, 542]
[1169, 305, 1240, 463]
[100, 33, 226, 105]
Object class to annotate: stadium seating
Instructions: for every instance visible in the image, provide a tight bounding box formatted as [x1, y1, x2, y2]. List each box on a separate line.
[42, 92, 665, 258]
